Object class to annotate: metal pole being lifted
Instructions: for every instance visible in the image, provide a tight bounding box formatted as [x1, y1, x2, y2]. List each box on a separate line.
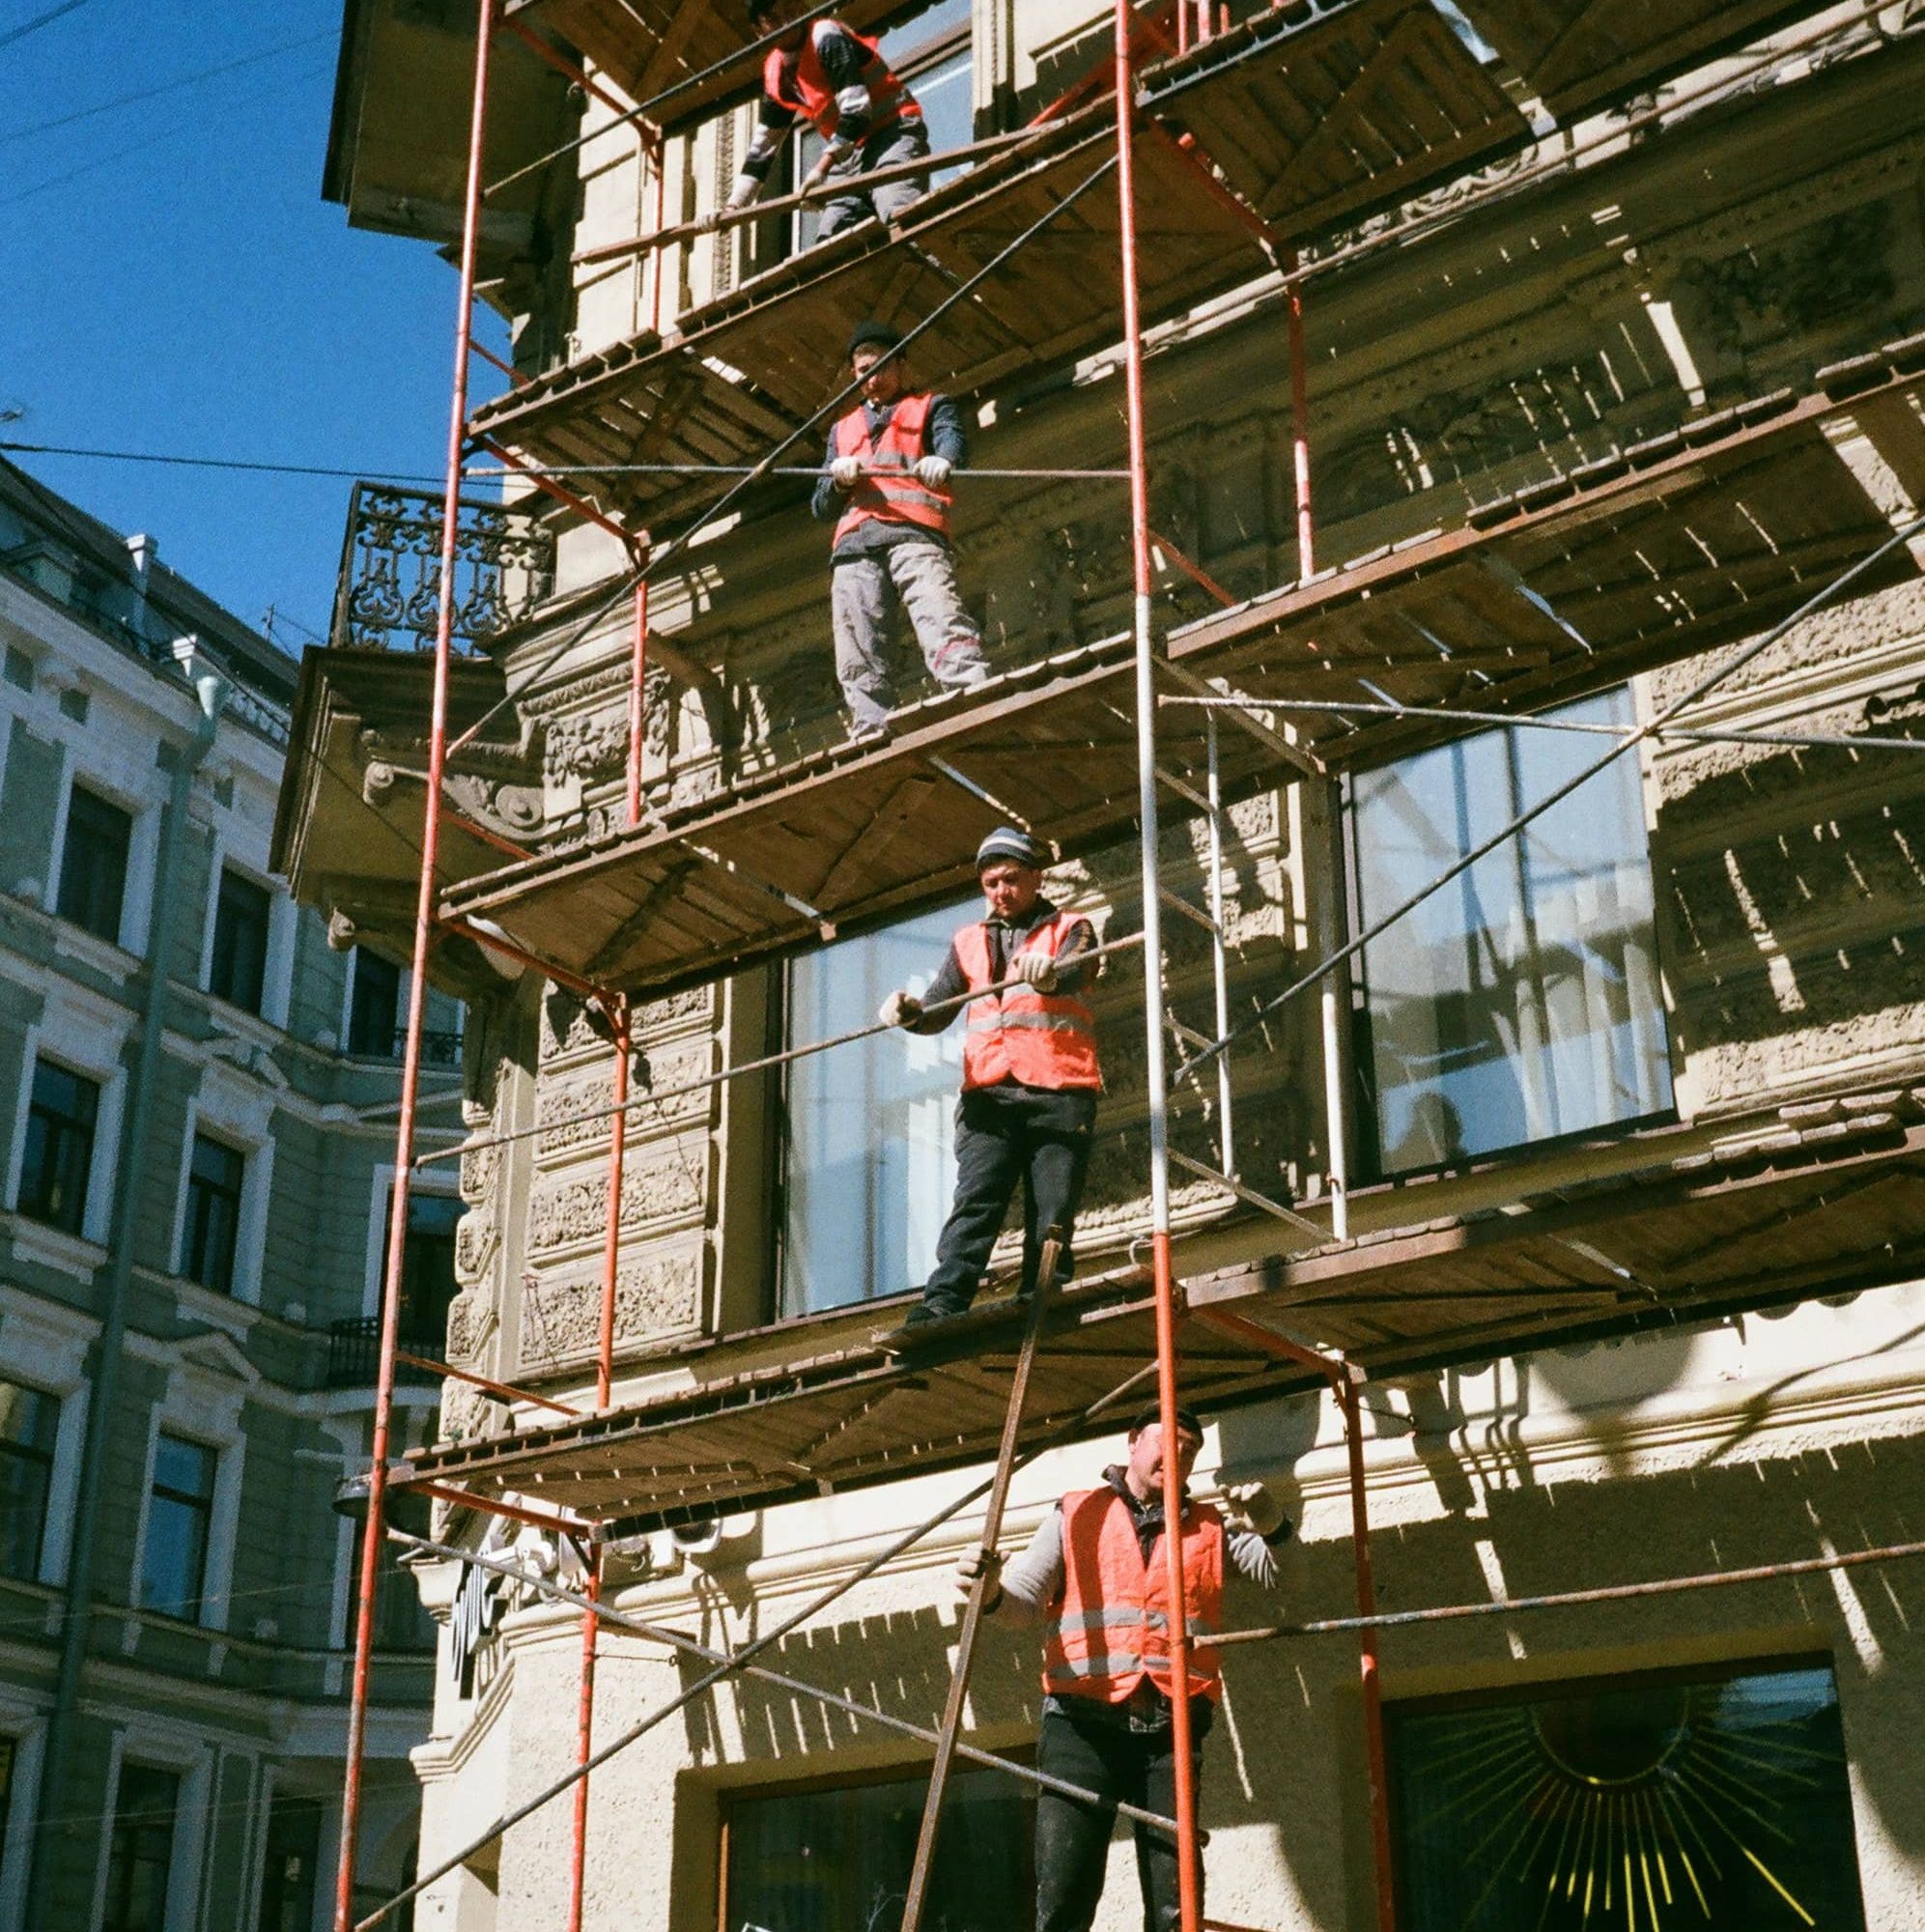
[331, 4, 496, 1927]
[1116, 6, 1203, 1930]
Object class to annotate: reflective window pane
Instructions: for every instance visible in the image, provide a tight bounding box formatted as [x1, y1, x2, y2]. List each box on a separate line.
[782, 901, 966, 1316]
[0, 1380, 58, 1582]
[101, 1763, 180, 1932]
[210, 867, 272, 1013]
[184, 1132, 245, 1295]
[1390, 1662, 1867, 1932]
[140, 1435, 215, 1622]
[56, 784, 130, 944]
[17, 1057, 99, 1236]
[1350, 689, 1671, 1173]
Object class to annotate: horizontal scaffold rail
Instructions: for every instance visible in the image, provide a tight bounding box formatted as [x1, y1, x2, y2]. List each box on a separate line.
[404, 1085, 1925, 1528]
[440, 340, 1925, 996]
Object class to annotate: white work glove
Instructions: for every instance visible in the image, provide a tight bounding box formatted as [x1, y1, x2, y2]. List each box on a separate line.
[804, 140, 856, 189]
[830, 455, 863, 490]
[723, 173, 761, 213]
[955, 1544, 1004, 1608]
[915, 454, 952, 491]
[879, 989, 923, 1029]
[1220, 1480, 1288, 1541]
[1010, 951, 1059, 992]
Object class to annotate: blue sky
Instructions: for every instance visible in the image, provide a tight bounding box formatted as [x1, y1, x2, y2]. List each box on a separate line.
[1, 0, 508, 653]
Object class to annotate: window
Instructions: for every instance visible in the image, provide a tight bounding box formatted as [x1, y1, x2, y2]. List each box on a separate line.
[382, 1187, 463, 1349]
[16, 1057, 99, 1236]
[348, 948, 401, 1058]
[182, 1133, 245, 1295]
[793, 0, 975, 251]
[100, 1763, 180, 1932]
[1388, 1660, 1867, 1932]
[781, 901, 966, 1317]
[0, 1380, 58, 1582]
[55, 784, 131, 944]
[257, 1793, 323, 1932]
[139, 1435, 216, 1622]
[1348, 689, 1671, 1175]
[209, 867, 272, 1013]
[722, 1763, 1032, 1932]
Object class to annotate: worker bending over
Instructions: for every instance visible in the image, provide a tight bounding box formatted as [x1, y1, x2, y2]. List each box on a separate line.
[957, 1404, 1291, 1932]
[815, 320, 990, 742]
[881, 827, 1097, 1324]
[727, 1, 930, 241]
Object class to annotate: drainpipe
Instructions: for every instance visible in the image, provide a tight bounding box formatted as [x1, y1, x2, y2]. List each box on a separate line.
[26, 639, 227, 1923]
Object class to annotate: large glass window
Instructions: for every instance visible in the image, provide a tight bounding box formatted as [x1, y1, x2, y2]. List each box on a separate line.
[781, 902, 965, 1317]
[1389, 1660, 1866, 1932]
[722, 1763, 1032, 1932]
[182, 1132, 245, 1295]
[139, 1435, 216, 1622]
[347, 948, 401, 1058]
[100, 1763, 180, 1932]
[209, 867, 272, 1014]
[1349, 689, 1671, 1175]
[56, 783, 131, 944]
[16, 1057, 99, 1236]
[0, 1380, 58, 1582]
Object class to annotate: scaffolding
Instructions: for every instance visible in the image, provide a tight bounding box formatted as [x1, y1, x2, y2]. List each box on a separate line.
[319, 5, 1925, 1931]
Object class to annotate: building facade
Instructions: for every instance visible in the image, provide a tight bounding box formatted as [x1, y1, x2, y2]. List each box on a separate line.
[0, 459, 467, 1929]
[302, 4, 1925, 1930]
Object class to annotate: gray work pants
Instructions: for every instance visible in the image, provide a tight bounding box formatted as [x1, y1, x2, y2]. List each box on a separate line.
[817, 122, 931, 240]
[830, 540, 989, 728]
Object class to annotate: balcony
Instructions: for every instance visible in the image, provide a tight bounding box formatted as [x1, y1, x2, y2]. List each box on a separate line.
[270, 485, 554, 997]
[326, 1314, 451, 1391]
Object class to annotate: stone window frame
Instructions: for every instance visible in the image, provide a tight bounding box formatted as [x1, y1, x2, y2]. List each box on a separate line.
[167, 1080, 274, 1312]
[86, 1726, 212, 1932]
[6, 1012, 128, 1257]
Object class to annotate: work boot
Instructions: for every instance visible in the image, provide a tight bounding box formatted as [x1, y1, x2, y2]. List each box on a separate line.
[903, 1290, 973, 1327]
[847, 716, 890, 748]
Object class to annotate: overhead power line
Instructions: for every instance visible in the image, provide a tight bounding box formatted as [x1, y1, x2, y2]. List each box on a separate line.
[0, 0, 93, 55]
[0, 26, 335, 143]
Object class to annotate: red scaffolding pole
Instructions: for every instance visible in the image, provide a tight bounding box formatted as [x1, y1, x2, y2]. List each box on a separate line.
[331, 1, 498, 1925]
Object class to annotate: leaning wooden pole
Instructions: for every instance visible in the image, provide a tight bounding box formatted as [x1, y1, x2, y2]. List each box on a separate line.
[898, 1233, 1066, 1932]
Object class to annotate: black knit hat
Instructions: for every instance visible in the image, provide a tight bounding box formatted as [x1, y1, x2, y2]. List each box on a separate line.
[1129, 1401, 1203, 1441]
[976, 826, 1050, 872]
[847, 318, 906, 360]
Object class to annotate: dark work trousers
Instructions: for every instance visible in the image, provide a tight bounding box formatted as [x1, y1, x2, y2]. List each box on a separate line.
[1034, 1701, 1207, 1932]
[920, 1083, 1097, 1313]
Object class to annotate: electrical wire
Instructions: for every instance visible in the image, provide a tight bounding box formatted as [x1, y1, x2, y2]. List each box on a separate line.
[0, 0, 92, 55]
[0, 26, 334, 142]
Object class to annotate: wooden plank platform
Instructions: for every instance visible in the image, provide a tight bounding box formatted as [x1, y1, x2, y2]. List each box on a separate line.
[1455, 0, 1814, 122]
[440, 347, 1924, 995]
[402, 1090, 1925, 1529]
[474, 0, 1528, 526]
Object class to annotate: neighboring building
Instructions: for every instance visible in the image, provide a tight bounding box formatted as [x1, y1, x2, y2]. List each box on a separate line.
[0, 458, 467, 1929]
[300, 5, 1925, 1931]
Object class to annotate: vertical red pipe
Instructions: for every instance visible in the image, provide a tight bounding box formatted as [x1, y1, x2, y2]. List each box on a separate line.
[1286, 254, 1314, 575]
[1116, 7, 1203, 1930]
[332, 6, 496, 1929]
[1340, 1378, 1397, 1932]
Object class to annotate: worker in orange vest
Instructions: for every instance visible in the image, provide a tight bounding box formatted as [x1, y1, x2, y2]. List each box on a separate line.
[955, 1402, 1290, 1932]
[881, 826, 1098, 1323]
[724, 1, 931, 241]
[815, 319, 991, 743]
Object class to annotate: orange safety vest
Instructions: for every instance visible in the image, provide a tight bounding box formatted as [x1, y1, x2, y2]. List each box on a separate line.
[763, 22, 921, 142]
[832, 394, 951, 546]
[956, 912, 1101, 1093]
[1042, 1487, 1225, 1706]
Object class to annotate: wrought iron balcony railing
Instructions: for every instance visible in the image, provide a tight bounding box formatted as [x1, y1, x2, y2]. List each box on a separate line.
[330, 482, 555, 655]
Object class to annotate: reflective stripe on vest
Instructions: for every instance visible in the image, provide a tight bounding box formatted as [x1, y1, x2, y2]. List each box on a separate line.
[763, 24, 921, 141]
[954, 914, 1101, 1092]
[1041, 1488, 1225, 1706]
[832, 393, 949, 545]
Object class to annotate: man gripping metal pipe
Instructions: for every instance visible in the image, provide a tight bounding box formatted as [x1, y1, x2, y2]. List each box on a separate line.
[880, 827, 1102, 1325]
[814, 318, 991, 743]
[718, 0, 932, 241]
[955, 1403, 1290, 1932]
